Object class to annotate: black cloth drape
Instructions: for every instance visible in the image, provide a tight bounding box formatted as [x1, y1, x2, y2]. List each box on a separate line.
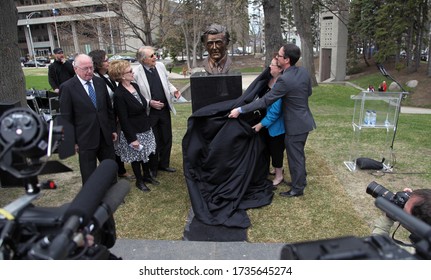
[182, 68, 274, 229]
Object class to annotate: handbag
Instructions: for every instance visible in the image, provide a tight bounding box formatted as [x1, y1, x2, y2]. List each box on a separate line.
[356, 157, 384, 170]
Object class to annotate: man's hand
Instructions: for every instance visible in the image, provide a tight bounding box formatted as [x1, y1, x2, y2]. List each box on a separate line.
[150, 99, 165, 110]
[228, 108, 240, 118]
[112, 132, 118, 142]
[174, 90, 181, 99]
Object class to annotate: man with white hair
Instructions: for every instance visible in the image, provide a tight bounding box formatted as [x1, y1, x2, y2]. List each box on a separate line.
[59, 54, 117, 184]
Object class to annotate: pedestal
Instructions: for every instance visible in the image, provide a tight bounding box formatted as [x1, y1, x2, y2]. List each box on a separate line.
[190, 72, 242, 112]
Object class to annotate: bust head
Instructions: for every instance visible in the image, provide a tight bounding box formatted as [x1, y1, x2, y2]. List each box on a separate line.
[201, 24, 230, 63]
[201, 24, 232, 74]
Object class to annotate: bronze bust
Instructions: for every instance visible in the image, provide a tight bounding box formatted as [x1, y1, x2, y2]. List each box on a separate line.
[201, 24, 233, 74]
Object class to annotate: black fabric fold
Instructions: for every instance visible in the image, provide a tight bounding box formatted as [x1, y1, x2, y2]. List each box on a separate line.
[182, 68, 274, 230]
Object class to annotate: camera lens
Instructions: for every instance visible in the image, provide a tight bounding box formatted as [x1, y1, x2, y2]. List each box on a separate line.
[366, 181, 395, 200]
[366, 181, 410, 208]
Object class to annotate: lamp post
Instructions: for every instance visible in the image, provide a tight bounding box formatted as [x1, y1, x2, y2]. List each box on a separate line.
[26, 12, 40, 68]
[106, 5, 115, 54]
[52, 8, 61, 48]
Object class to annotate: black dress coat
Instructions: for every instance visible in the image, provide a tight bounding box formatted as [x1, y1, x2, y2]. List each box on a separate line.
[59, 75, 116, 151]
[113, 82, 150, 144]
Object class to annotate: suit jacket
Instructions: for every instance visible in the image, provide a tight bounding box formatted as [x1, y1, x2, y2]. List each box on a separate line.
[241, 66, 316, 136]
[133, 61, 178, 115]
[59, 75, 116, 150]
[114, 82, 151, 144]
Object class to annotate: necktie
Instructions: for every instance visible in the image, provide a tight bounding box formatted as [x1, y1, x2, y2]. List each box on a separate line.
[86, 81, 97, 108]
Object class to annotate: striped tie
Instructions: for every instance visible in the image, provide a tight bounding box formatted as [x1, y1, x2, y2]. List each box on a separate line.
[86, 81, 97, 108]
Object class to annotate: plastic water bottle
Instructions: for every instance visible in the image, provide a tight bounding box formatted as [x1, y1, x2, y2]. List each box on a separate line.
[370, 110, 376, 126]
[364, 110, 371, 125]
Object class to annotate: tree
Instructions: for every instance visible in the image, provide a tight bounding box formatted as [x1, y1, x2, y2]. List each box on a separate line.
[0, 0, 26, 106]
[101, 0, 174, 48]
[291, 0, 318, 86]
[262, 0, 283, 66]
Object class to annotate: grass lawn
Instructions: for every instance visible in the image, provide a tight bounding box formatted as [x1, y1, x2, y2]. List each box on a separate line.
[2, 69, 430, 245]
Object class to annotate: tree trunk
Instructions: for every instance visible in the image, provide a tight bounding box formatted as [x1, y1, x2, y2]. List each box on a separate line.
[0, 0, 26, 106]
[291, 0, 318, 86]
[427, 32, 431, 77]
[262, 0, 283, 66]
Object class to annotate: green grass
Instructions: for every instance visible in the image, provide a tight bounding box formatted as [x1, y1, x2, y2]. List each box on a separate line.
[2, 70, 430, 245]
[23, 68, 51, 90]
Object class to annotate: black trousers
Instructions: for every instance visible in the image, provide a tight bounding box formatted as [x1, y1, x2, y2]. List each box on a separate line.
[78, 140, 116, 185]
[285, 132, 309, 192]
[268, 133, 285, 168]
[150, 108, 172, 169]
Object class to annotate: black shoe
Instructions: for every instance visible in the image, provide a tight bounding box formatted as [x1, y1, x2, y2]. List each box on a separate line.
[144, 176, 160, 185]
[159, 167, 176, 172]
[136, 181, 151, 192]
[280, 190, 303, 197]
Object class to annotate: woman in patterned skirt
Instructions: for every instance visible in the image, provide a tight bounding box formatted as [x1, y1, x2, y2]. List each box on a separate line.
[109, 60, 158, 192]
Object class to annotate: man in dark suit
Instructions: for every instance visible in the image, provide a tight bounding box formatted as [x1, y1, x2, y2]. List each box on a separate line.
[134, 46, 181, 176]
[59, 54, 117, 184]
[229, 43, 316, 197]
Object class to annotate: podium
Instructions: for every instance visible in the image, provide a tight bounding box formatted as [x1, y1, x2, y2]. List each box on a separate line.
[344, 91, 404, 171]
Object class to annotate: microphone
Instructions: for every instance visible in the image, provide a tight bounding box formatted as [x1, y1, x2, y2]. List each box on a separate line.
[64, 159, 118, 225]
[90, 179, 131, 231]
[29, 159, 118, 259]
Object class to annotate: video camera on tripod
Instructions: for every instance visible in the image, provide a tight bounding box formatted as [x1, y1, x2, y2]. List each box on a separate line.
[0, 107, 130, 259]
[280, 182, 431, 260]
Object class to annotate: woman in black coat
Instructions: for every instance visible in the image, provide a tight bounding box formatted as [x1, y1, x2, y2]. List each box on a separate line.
[109, 60, 158, 192]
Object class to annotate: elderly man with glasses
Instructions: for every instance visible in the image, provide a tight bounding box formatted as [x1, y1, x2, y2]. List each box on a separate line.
[134, 46, 181, 178]
[59, 53, 117, 184]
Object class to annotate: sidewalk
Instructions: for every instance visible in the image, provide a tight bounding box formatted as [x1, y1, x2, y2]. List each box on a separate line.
[111, 239, 286, 260]
[171, 72, 431, 115]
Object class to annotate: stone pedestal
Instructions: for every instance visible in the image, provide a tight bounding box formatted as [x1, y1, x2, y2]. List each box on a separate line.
[190, 72, 242, 112]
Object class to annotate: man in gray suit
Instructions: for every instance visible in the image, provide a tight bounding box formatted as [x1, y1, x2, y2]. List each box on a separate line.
[229, 44, 316, 197]
[134, 46, 181, 176]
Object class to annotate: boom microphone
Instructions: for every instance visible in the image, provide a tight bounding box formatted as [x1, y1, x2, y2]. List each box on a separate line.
[64, 159, 118, 225]
[91, 179, 131, 230]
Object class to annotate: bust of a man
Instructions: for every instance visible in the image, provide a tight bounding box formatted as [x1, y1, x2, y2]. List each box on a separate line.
[201, 24, 233, 74]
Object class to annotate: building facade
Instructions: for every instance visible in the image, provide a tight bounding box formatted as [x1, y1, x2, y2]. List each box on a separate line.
[16, 0, 121, 59]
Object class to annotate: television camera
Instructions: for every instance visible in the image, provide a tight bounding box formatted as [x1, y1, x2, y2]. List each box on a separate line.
[0, 107, 130, 259]
[280, 182, 431, 260]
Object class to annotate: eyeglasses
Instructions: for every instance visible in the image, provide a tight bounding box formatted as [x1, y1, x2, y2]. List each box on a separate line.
[75, 66, 94, 72]
[270, 64, 279, 67]
[276, 53, 285, 59]
[124, 69, 133, 74]
[147, 53, 155, 59]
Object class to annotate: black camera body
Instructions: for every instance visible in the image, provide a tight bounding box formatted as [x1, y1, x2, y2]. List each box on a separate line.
[0, 107, 129, 260]
[281, 235, 416, 260]
[281, 182, 431, 260]
[366, 181, 410, 208]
